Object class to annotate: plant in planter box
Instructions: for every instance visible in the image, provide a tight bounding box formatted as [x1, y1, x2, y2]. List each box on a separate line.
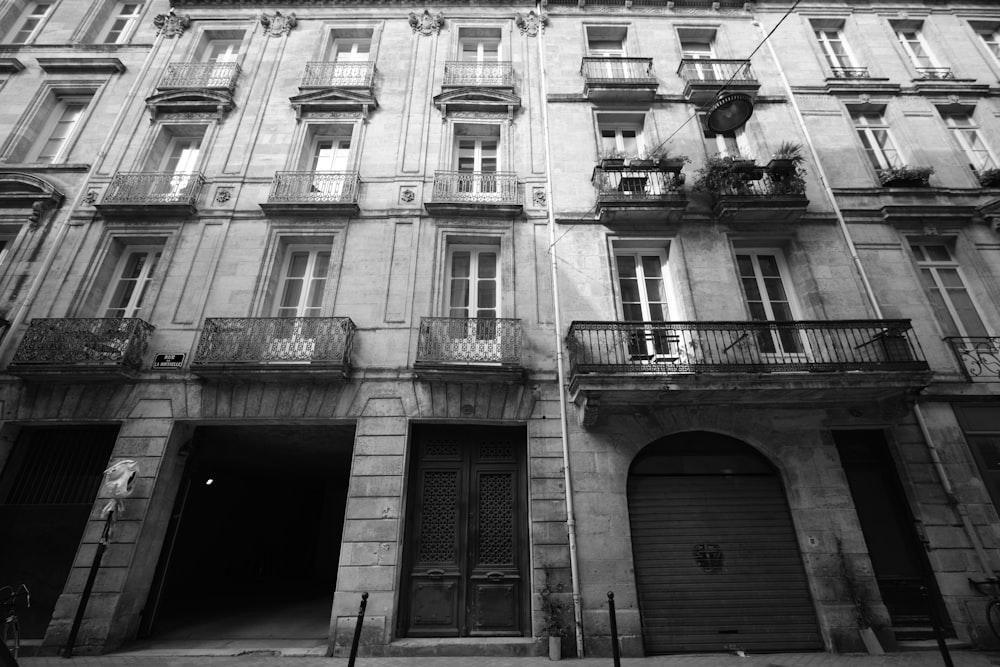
[977, 167, 1000, 188]
[599, 147, 628, 170]
[539, 574, 569, 660]
[877, 165, 933, 187]
[649, 147, 690, 173]
[693, 155, 761, 195]
[768, 141, 805, 175]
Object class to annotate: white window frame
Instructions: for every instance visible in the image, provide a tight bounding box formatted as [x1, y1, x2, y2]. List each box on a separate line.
[942, 111, 998, 174]
[7, 2, 54, 44]
[597, 113, 646, 158]
[909, 240, 991, 338]
[852, 111, 902, 171]
[976, 26, 1000, 66]
[29, 95, 90, 164]
[735, 249, 807, 357]
[101, 1, 142, 44]
[274, 245, 332, 319]
[101, 245, 162, 319]
[329, 37, 371, 62]
[458, 31, 501, 62]
[611, 248, 678, 361]
[895, 27, 939, 70]
[814, 26, 857, 70]
[678, 29, 719, 80]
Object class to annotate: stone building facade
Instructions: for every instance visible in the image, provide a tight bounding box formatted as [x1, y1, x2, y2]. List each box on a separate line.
[0, 0, 998, 659]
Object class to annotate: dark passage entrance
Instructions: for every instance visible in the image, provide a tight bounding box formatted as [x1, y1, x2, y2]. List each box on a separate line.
[0, 425, 118, 640]
[141, 424, 353, 642]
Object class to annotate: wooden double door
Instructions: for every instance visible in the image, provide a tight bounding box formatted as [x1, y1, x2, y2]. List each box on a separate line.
[401, 425, 527, 637]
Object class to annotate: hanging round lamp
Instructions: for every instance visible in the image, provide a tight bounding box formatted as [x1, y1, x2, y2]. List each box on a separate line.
[706, 93, 754, 133]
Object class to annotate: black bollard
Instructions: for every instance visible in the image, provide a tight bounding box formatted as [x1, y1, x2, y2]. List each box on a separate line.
[347, 592, 368, 667]
[921, 587, 953, 667]
[64, 511, 114, 658]
[608, 591, 621, 667]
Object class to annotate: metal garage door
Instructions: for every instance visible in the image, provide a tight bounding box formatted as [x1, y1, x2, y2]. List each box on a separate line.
[628, 435, 822, 654]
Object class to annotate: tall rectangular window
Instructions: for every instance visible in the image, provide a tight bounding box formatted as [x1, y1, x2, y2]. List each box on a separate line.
[7, 2, 53, 44]
[103, 247, 161, 319]
[614, 250, 675, 359]
[101, 2, 142, 44]
[852, 111, 901, 171]
[586, 26, 628, 79]
[909, 241, 989, 338]
[678, 29, 718, 80]
[275, 247, 331, 318]
[895, 27, 938, 69]
[32, 96, 89, 164]
[977, 27, 1000, 62]
[942, 111, 997, 174]
[736, 250, 804, 355]
[598, 113, 645, 157]
[813, 25, 855, 69]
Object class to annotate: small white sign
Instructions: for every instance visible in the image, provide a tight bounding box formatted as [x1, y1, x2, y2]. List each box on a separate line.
[153, 353, 185, 369]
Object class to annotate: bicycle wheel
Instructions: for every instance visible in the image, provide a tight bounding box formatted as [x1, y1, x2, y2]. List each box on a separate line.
[987, 600, 1000, 642]
[1, 617, 18, 659]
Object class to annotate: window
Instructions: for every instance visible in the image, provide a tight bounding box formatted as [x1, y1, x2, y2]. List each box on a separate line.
[812, 22, 856, 70]
[31, 96, 89, 163]
[894, 26, 939, 69]
[7, 2, 53, 44]
[101, 1, 141, 44]
[453, 123, 500, 196]
[598, 113, 645, 158]
[852, 111, 901, 171]
[678, 28, 718, 80]
[327, 35, 371, 62]
[459, 27, 500, 63]
[586, 26, 630, 79]
[736, 250, 804, 355]
[102, 246, 161, 319]
[975, 25, 1000, 64]
[275, 247, 331, 318]
[942, 111, 997, 174]
[202, 38, 241, 64]
[614, 249, 675, 359]
[703, 121, 752, 160]
[445, 244, 502, 350]
[909, 241, 989, 338]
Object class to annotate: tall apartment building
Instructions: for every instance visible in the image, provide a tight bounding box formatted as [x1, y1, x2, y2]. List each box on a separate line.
[0, 0, 998, 659]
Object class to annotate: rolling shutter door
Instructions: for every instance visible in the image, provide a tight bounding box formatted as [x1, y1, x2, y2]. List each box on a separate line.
[629, 474, 822, 654]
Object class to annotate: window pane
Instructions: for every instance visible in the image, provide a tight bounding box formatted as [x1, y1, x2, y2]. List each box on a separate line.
[478, 252, 496, 279]
[279, 279, 303, 309]
[313, 252, 330, 278]
[451, 251, 470, 278]
[617, 255, 637, 278]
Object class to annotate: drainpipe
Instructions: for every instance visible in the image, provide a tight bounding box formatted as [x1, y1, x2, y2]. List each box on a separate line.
[756, 20, 993, 576]
[536, 4, 586, 658]
[0, 16, 167, 361]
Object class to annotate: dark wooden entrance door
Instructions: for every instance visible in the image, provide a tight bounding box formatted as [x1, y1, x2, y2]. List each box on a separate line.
[834, 430, 952, 636]
[403, 426, 526, 637]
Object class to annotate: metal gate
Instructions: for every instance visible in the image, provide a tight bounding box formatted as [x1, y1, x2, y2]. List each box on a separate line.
[627, 433, 821, 654]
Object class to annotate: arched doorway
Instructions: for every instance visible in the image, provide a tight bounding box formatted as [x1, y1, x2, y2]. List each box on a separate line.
[627, 431, 821, 654]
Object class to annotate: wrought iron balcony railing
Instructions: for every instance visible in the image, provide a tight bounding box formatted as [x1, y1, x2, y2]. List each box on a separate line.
[158, 62, 241, 90]
[416, 317, 522, 366]
[431, 171, 519, 205]
[102, 171, 205, 206]
[593, 167, 684, 203]
[300, 61, 376, 89]
[267, 171, 360, 204]
[567, 320, 927, 375]
[677, 58, 756, 83]
[443, 61, 514, 88]
[193, 317, 355, 369]
[581, 57, 656, 84]
[916, 67, 955, 80]
[10, 318, 153, 370]
[946, 337, 1000, 382]
[830, 66, 871, 79]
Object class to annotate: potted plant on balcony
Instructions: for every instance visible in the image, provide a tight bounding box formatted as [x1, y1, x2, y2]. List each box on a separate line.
[600, 148, 628, 171]
[767, 141, 805, 175]
[878, 165, 933, 187]
[693, 155, 761, 196]
[977, 167, 1000, 188]
[539, 573, 569, 661]
[650, 147, 690, 174]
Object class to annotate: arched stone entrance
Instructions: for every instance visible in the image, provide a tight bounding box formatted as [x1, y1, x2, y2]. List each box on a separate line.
[627, 431, 821, 654]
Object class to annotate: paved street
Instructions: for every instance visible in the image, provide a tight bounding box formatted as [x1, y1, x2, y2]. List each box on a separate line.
[15, 648, 999, 667]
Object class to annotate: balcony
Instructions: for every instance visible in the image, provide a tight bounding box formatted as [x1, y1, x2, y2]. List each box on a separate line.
[259, 171, 361, 215]
[581, 57, 657, 102]
[424, 171, 522, 217]
[677, 59, 759, 106]
[290, 62, 378, 119]
[300, 61, 375, 90]
[442, 61, 514, 89]
[916, 67, 954, 80]
[566, 320, 931, 425]
[414, 317, 524, 383]
[592, 164, 686, 223]
[147, 62, 241, 118]
[694, 158, 808, 223]
[95, 172, 205, 217]
[830, 67, 871, 79]
[947, 337, 1000, 383]
[191, 317, 356, 381]
[8, 318, 154, 382]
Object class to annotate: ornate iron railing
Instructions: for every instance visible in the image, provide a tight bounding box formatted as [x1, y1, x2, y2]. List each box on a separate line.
[10, 318, 154, 369]
[159, 62, 241, 90]
[267, 171, 360, 204]
[193, 317, 355, 366]
[581, 57, 656, 83]
[567, 320, 927, 375]
[916, 67, 955, 80]
[102, 171, 205, 206]
[946, 337, 1000, 382]
[677, 58, 756, 83]
[443, 61, 514, 87]
[593, 167, 684, 202]
[431, 171, 519, 205]
[300, 61, 375, 88]
[830, 66, 870, 79]
[416, 317, 522, 365]
[715, 170, 806, 197]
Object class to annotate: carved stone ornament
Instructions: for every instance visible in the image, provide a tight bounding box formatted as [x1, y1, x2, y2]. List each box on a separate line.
[215, 188, 232, 204]
[532, 187, 546, 208]
[515, 10, 547, 37]
[83, 190, 98, 205]
[400, 188, 416, 203]
[153, 11, 190, 38]
[260, 11, 297, 37]
[409, 9, 444, 36]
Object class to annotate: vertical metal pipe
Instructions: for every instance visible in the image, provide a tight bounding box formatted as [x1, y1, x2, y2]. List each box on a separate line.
[921, 586, 955, 667]
[346, 592, 368, 667]
[63, 511, 113, 657]
[607, 592, 621, 667]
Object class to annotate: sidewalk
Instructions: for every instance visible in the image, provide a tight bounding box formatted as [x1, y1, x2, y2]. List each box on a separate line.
[16, 648, 999, 667]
